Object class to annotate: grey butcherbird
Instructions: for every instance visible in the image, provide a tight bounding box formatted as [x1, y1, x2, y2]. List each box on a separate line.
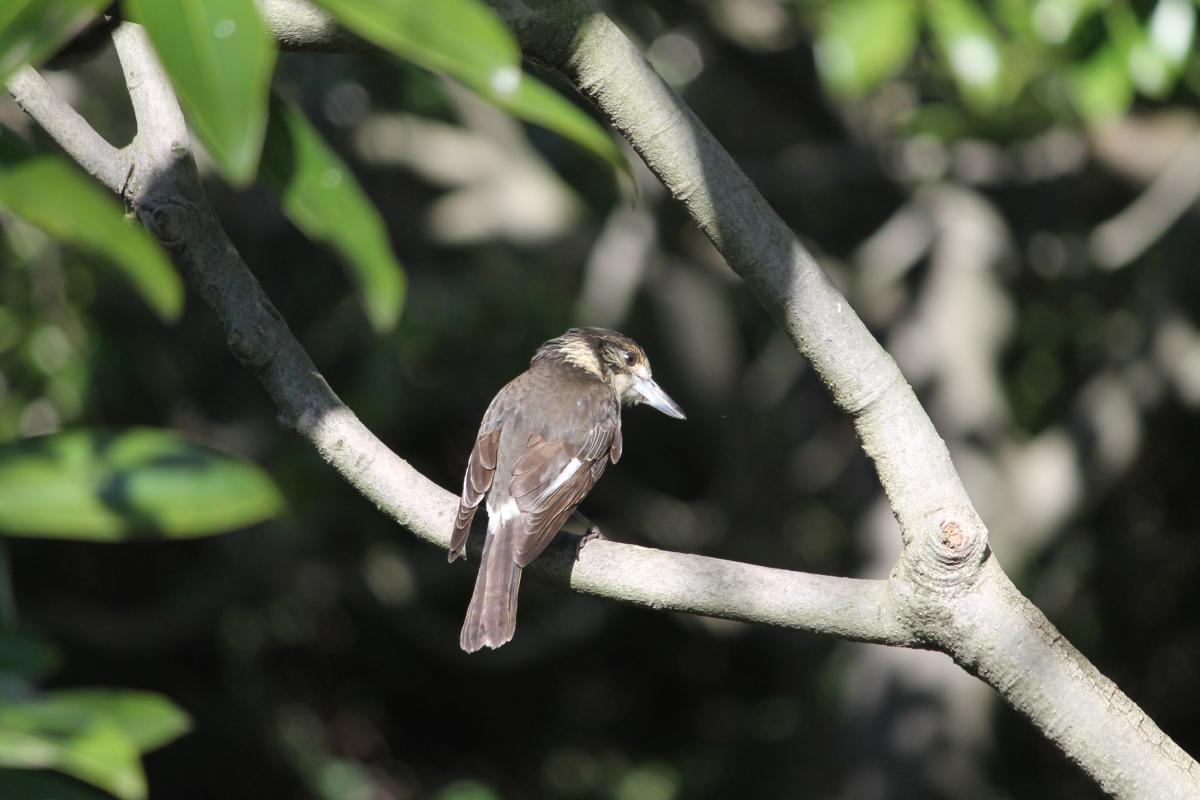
[449, 327, 686, 652]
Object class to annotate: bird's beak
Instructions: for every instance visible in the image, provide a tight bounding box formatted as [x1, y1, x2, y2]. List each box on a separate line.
[633, 377, 686, 420]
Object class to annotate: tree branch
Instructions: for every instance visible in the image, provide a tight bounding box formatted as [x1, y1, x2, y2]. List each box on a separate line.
[12, 7, 1199, 797]
[37, 20, 910, 650]
[947, 559, 1200, 796]
[6, 66, 126, 192]
[113, 23, 187, 153]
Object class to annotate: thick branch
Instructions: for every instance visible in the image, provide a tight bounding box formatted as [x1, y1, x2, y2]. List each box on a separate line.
[940, 559, 1200, 797]
[6, 66, 126, 192]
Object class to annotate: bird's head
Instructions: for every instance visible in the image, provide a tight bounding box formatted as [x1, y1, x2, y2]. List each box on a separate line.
[532, 328, 686, 419]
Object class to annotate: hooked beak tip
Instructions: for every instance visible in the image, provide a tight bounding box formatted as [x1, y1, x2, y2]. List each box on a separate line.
[634, 377, 686, 420]
[662, 403, 687, 421]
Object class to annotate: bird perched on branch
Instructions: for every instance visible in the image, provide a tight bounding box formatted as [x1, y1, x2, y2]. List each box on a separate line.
[450, 327, 686, 652]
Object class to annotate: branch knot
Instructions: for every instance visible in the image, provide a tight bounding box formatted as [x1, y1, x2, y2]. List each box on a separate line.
[226, 315, 283, 371]
[900, 505, 990, 596]
[143, 200, 190, 251]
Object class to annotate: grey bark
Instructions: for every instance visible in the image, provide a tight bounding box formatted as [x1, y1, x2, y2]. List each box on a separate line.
[7, 4, 1199, 798]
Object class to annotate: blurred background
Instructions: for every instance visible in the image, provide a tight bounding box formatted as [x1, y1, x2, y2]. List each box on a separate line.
[2, 0, 1200, 797]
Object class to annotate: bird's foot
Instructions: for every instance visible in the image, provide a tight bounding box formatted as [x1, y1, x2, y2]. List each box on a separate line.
[575, 525, 607, 560]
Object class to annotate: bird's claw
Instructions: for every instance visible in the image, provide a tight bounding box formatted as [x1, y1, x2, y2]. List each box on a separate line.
[575, 526, 606, 560]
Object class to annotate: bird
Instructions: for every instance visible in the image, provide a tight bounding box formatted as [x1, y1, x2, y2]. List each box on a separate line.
[449, 327, 686, 652]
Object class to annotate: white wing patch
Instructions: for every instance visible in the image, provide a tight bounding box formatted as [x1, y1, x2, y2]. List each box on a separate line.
[541, 458, 582, 501]
[498, 497, 521, 521]
[488, 497, 521, 532]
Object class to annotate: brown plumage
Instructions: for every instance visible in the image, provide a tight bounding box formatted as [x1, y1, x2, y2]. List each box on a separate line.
[450, 328, 685, 652]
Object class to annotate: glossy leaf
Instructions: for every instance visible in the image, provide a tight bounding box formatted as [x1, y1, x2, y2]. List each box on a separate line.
[0, 143, 182, 322]
[0, 0, 109, 85]
[816, 0, 918, 96]
[0, 688, 187, 800]
[262, 96, 405, 330]
[313, 0, 517, 79]
[0, 428, 285, 541]
[311, 0, 625, 172]
[125, 0, 277, 185]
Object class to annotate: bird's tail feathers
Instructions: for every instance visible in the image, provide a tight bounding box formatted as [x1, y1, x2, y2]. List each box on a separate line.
[459, 520, 523, 652]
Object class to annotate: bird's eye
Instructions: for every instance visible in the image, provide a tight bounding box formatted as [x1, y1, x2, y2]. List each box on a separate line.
[623, 350, 637, 366]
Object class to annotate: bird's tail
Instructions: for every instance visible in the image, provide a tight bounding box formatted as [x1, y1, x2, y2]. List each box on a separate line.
[459, 522, 523, 652]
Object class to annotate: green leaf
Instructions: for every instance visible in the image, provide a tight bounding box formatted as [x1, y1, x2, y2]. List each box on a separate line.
[125, 0, 277, 186]
[0, 713, 145, 800]
[311, 0, 518, 88]
[310, 0, 625, 173]
[0, 690, 187, 799]
[815, 0, 918, 97]
[0, 142, 182, 322]
[1107, 0, 1194, 99]
[0, 0, 109, 86]
[32, 691, 191, 753]
[0, 428, 285, 541]
[1068, 42, 1133, 120]
[262, 96, 405, 331]
[927, 0, 1007, 111]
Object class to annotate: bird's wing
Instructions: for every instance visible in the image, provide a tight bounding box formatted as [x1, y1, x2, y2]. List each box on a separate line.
[508, 419, 616, 567]
[449, 427, 501, 561]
